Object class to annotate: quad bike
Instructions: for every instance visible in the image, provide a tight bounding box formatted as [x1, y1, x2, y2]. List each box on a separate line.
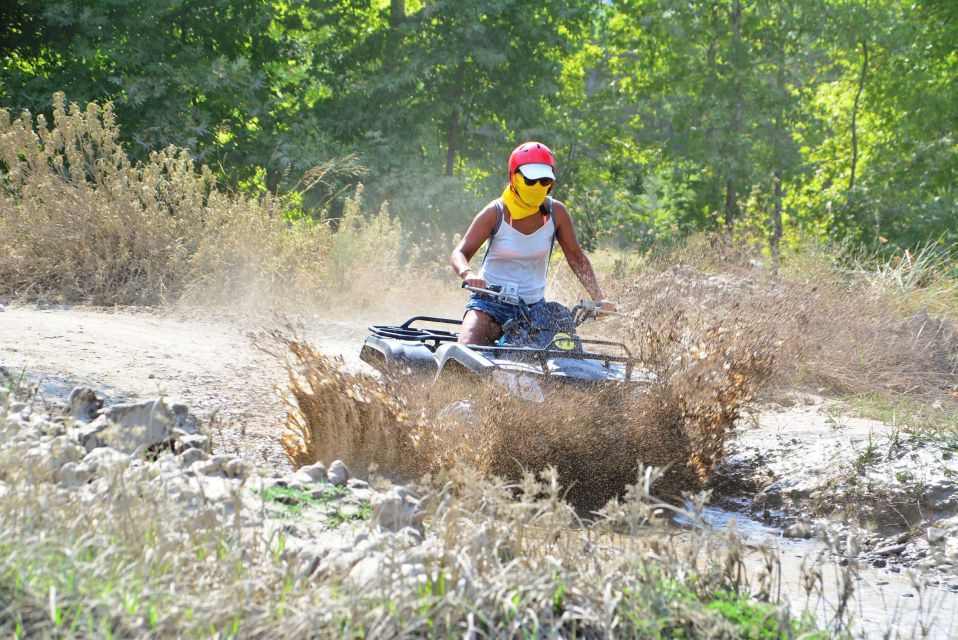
[360, 283, 654, 403]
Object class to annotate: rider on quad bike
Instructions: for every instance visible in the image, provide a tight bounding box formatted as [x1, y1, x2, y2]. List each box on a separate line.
[450, 142, 614, 346]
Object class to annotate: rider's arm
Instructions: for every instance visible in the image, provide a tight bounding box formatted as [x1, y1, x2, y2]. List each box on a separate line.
[552, 201, 613, 308]
[450, 203, 498, 287]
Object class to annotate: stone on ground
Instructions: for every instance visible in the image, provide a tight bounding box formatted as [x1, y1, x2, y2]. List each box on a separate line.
[327, 460, 349, 486]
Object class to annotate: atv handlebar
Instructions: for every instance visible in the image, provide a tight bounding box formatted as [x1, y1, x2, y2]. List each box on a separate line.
[570, 301, 601, 326]
[461, 282, 618, 327]
[461, 281, 521, 305]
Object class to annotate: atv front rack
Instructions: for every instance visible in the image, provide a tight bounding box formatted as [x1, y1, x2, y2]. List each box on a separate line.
[470, 341, 637, 380]
[368, 316, 462, 351]
[370, 315, 639, 378]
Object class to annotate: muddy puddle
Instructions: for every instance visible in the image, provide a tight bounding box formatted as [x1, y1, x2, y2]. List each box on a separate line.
[679, 505, 958, 639]
[0, 367, 129, 408]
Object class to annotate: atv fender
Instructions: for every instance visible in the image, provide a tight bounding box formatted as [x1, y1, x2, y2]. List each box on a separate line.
[434, 343, 495, 380]
[360, 336, 438, 375]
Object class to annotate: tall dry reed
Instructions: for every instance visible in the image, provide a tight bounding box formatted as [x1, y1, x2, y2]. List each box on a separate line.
[0, 94, 407, 309]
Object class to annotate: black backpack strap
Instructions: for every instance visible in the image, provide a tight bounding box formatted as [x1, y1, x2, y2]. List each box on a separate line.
[492, 199, 504, 237]
[544, 197, 557, 259]
[480, 199, 505, 268]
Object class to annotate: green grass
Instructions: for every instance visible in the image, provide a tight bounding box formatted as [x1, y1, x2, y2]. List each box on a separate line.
[842, 392, 958, 444]
[256, 483, 372, 527]
[706, 591, 830, 640]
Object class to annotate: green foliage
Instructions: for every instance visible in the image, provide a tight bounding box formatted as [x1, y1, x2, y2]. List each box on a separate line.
[256, 484, 371, 526]
[1, 0, 955, 252]
[705, 591, 828, 640]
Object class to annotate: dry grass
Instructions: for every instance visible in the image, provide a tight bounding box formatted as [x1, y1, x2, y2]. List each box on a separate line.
[0, 398, 827, 638]
[0, 94, 412, 310]
[601, 235, 958, 404]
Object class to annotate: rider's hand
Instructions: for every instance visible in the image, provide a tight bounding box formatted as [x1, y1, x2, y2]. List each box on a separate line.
[598, 299, 616, 312]
[462, 271, 487, 289]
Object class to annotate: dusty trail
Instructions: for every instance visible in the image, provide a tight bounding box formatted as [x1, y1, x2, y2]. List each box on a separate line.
[0, 304, 368, 470]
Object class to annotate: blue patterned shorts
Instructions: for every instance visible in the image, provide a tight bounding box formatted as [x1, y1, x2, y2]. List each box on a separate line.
[464, 293, 542, 328]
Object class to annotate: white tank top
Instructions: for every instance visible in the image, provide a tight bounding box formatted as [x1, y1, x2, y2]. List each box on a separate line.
[478, 200, 555, 303]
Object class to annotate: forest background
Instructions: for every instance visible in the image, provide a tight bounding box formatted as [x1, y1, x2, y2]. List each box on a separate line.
[2, 0, 955, 257]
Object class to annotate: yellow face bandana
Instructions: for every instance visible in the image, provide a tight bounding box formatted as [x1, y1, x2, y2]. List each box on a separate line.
[501, 173, 550, 220]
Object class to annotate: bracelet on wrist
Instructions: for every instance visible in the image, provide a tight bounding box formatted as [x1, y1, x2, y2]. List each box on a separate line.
[458, 267, 473, 279]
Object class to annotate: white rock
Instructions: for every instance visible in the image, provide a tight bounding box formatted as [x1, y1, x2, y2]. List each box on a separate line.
[327, 460, 349, 486]
[174, 433, 209, 453]
[929, 527, 948, 544]
[784, 522, 813, 539]
[56, 461, 93, 488]
[99, 399, 176, 453]
[177, 447, 206, 468]
[64, 387, 102, 422]
[348, 555, 385, 589]
[298, 462, 328, 482]
[76, 416, 110, 452]
[292, 470, 319, 485]
[371, 487, 422, 532]
[223, 458, 251, 480]
[83, 447, 128, 476]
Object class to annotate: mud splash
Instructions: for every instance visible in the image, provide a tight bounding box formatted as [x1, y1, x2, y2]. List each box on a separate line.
[270, 310, 777, 511]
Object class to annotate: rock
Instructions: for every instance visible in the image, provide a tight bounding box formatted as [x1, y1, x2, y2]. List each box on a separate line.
[176, 447, 206, 468]
[99, 399, 177, 453]
[784, 522, 813, 539]
[190, 456, 229, 476]
[928, 527, 948, 544]
[298, 462, 328, 482]
[292, 470, 319, 485]
[82, 447, 128, 476]
[76, 416, 110, 452]
[874, 543, 908, 557]
[64, 387, 102, 422]
[23, 439, 78, 482]
[872, 558, 887, 568]
[223, 458, 251, 480]
[170, 403, 199, 435]
[348, 555, 385, 589]
[56, 461, 93, 487]
[327, 460, 349, 486]
[397, 526, 423, 546]
[347, 478, 369, 490]
[0, 303, 5, 312]
[371, 487, 422, 532]
[174, 433, 210, 453]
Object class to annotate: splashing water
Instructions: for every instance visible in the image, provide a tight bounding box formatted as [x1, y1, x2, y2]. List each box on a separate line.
[270, 302, 778, 512]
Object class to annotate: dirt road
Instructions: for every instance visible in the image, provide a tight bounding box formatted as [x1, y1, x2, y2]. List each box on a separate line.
[0, 304, 368, 469]
[4, 303, 958, 636]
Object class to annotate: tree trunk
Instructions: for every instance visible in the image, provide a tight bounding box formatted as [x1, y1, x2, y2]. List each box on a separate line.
[849, 40, 868, 191]
[724, 179, 739, 228]
[770, 32, 787, 267]
[385, 0, 405, 65]
[444, 110, 459, 177]
[389, 0, 405, 29]
[771, 170, 783, 264]
[724, 0, 743, 229]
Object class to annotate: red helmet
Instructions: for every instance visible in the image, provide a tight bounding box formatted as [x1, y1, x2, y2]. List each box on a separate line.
[508, 142, 556, 179]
